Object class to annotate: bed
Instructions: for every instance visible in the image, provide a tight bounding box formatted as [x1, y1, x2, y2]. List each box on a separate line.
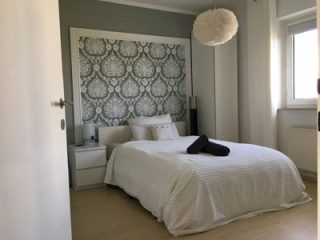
[100, 122, 311, 236]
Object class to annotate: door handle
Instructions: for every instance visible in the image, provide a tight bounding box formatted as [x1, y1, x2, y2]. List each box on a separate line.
[318, 112, 320, 132]
[54, 98, 73, 109]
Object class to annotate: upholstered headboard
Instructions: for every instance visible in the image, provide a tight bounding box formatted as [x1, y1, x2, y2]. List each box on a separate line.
[98, 121, 186, 146]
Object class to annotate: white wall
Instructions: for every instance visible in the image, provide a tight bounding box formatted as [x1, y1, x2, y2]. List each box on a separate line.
[278, 109, 317, 154]
[278, 109, 317, 176]
[276, 0, 317, 162]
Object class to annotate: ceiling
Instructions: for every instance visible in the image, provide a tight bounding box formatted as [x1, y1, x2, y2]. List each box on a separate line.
[99, 0, 216, 14]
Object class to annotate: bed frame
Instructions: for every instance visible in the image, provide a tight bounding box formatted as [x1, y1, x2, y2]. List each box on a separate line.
[98, 121, 187, 146]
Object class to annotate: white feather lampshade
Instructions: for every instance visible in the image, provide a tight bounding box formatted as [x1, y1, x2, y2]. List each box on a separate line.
[193, 8, 238, 46]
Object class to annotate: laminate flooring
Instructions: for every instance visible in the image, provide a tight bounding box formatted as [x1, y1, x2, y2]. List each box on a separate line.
[70, 180, 317, 240]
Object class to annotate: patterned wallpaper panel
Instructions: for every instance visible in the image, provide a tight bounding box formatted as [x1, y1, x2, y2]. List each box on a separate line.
[78, 36, 187, 126]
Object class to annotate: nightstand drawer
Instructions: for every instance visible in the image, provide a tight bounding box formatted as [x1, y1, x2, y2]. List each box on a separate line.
[74, 167, 106, 187]
[68, 144, 107, 190]
[75, 149, 106, 169]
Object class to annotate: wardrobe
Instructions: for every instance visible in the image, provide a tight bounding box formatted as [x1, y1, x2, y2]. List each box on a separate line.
[191, 35, 239, 142]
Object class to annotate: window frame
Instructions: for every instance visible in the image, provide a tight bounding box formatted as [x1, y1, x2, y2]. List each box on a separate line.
[285, 15, 317, 109]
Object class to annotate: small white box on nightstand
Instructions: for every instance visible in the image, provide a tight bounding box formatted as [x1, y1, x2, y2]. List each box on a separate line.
[68, 143, 107, 191]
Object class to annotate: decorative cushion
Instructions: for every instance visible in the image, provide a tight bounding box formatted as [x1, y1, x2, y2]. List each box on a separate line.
[151, 123, 179, 141]
[128, 114, 173, 140]
[130, 124, 153, 140]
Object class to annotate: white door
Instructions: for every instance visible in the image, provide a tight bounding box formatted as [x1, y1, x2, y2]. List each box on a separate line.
[317, 0, 320, 233]
[0, 1, 72, 240]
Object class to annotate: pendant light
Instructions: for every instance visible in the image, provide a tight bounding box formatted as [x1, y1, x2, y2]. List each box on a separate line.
[192, 0, 238, 46]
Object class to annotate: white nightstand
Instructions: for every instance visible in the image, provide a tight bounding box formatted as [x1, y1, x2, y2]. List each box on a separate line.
[68, 143, 107, 191]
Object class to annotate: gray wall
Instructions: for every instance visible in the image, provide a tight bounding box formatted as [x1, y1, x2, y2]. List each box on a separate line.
[277, 0, 316, 18]
[59, 0, 195, 144]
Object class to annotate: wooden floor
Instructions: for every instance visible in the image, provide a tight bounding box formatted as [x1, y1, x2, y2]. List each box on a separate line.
[70, 181, 317, 240]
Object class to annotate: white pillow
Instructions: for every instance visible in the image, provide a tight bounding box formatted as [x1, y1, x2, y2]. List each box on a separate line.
[130, 124, 153, 140]
[128, 114, 172, 126]
[127, 116, 146, 126]
[151, 123, 179, 141]
[170, 123, 180, 138]
[150, 114, 172, 124]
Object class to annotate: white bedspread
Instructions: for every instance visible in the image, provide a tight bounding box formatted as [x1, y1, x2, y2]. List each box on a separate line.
[105, 136, 311, 236]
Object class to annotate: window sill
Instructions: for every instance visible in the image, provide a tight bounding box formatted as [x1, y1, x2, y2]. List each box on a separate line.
[285, 99, 316, 110]
[278, 107, 317, 111]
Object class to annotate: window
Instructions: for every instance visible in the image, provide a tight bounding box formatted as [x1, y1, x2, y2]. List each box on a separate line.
[286, 17, 318, 108]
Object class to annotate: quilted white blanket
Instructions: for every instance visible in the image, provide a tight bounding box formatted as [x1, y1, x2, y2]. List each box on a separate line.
[105, 136, 311, 236]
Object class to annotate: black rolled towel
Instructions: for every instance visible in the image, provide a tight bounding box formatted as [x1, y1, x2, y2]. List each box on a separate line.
[203, 141, 230, 156]
[187, 135, 209, 154]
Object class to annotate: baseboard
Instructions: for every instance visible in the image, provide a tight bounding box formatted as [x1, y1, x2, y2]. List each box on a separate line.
[71, 183, 106, 191]
[299, 169, 317, 183]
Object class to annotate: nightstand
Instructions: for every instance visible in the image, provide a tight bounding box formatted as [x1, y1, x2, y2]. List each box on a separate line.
[68, 143, 107, 191]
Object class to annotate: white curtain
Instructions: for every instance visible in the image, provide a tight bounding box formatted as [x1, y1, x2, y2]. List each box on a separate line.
[246, 0, 283, 148]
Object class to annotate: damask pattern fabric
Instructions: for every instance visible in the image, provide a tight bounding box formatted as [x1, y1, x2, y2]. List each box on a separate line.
[78, 36, 187, 126]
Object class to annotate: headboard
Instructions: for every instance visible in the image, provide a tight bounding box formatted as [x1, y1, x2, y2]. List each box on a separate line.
[70, 28, 192, 144]
[98, 121, 186, 146]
